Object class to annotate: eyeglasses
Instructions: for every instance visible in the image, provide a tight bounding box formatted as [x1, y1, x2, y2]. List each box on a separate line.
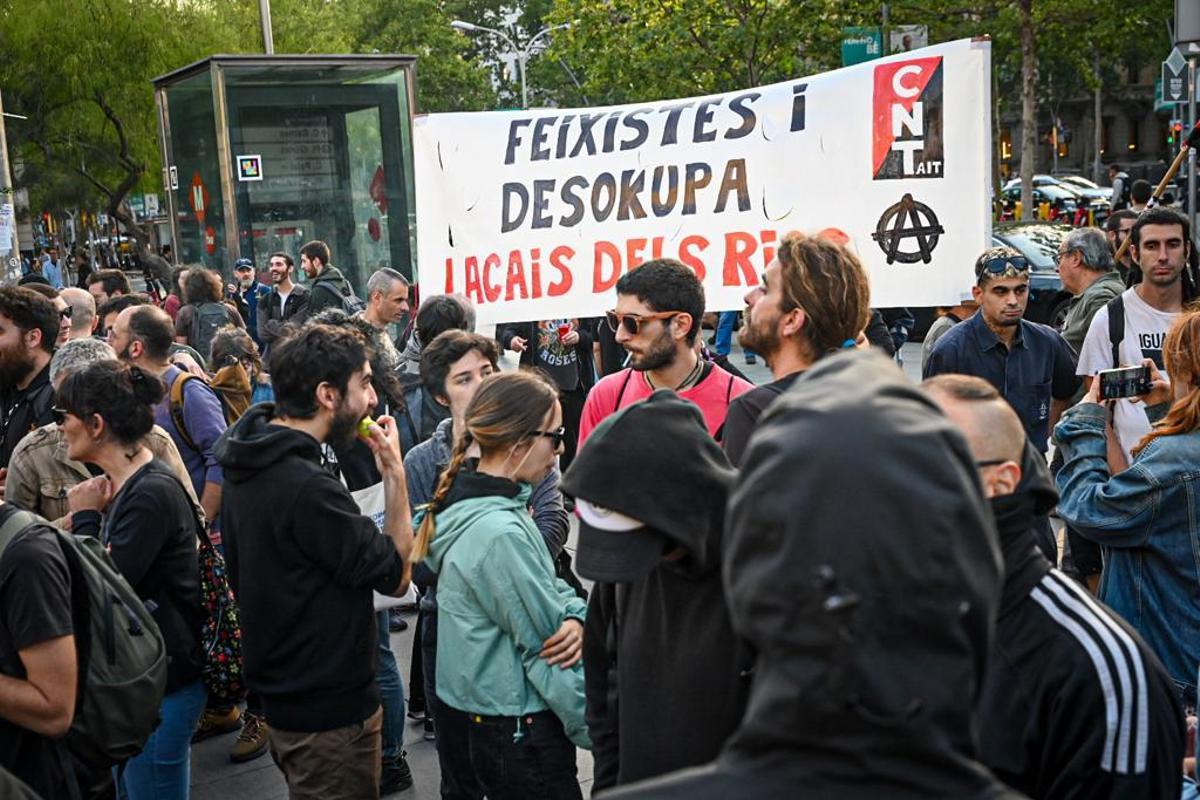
[976, 255, 1030, 278]
[51, 407, 69, 425]
[605, 310, 682, 336]
[532, 426, 567, 448]
[975, 459, 1009, 468]
[59, 306, 73, 320]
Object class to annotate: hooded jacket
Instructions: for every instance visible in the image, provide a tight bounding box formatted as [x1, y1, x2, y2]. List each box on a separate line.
[422, 469, 589, 748]
[214, 405, 404, 733]
[980, 444, 1184, 799]
[562, 391, 746, 789]
[608, 351, 1022, 800]
[302, 265, 355, 320]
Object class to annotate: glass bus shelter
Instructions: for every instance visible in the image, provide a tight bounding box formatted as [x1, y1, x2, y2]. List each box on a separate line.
[153, 54, 417, 292]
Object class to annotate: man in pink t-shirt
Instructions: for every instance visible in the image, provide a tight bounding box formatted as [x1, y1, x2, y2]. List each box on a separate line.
[578, 259, 753, 447]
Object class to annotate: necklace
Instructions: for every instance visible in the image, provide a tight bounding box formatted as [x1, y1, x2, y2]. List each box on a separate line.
[645, 356, 704, 392]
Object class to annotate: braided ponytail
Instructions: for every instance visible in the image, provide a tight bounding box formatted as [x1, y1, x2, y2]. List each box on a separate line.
[413, 429, 473, 562]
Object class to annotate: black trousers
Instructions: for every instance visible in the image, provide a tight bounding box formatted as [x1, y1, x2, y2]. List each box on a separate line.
[558, 385, 588, 474]
[441, 707, 581, 800]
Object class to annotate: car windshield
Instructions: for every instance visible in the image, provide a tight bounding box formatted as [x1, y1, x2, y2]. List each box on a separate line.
[994, 225, 1068, 270]
[1061, 176, 1100, 190]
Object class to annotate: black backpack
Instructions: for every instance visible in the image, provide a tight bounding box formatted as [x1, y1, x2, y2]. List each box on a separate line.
[0, 511, 167, 770]
[188, 302, 230, 365]
[313, 279, 366, 315]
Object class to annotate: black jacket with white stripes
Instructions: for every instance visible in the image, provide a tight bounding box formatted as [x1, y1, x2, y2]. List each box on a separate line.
[980, 451, 1185, 800]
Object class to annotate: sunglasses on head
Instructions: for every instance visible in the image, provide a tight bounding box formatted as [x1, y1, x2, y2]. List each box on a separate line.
[605, 310, 681, 336]
[532, 426, 567, 448]
[977, 255, 1030, 278]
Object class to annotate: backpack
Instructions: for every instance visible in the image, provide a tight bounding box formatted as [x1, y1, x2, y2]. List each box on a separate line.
[188, 302, 231, 365]
[169, 371, 241, 457]
[1106, 294, 1125, 369]
[313, 279, 367, 315]
[0, 510, 167, 770]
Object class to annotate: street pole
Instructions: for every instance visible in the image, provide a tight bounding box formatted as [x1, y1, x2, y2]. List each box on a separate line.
[1189, 57, 1197, 235]
[0, 90, 21, 284]
[259, 0, 275, 55]
[518, 51, 528, 110]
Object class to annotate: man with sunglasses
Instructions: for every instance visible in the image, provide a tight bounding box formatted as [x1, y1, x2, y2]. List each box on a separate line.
[923, 246, 1079, 455]
[578, 260, 753, 447]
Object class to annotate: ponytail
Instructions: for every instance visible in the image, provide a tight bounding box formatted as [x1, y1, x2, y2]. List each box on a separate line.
[413, 429, 473, 562]
[1131, 386, 1200, 457]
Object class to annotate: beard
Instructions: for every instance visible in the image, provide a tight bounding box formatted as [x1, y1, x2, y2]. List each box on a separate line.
[0, 343, 36, 389]
[738, 312, 781, 358]
[329, 402, 363, 450]
[626, 328, 676, 371]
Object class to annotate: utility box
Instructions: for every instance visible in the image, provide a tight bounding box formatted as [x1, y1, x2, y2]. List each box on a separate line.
[153, 55, 417, 291]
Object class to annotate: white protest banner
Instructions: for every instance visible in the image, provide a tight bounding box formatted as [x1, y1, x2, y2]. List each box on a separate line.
[414, 38, 991, 325]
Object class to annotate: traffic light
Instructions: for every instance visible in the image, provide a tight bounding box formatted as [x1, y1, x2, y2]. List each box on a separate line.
[1169, 119, 1183, 147]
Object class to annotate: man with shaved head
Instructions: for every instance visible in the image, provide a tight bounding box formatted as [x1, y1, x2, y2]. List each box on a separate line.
[924, 374, 1183, 799]
[58, 288, 96, 341]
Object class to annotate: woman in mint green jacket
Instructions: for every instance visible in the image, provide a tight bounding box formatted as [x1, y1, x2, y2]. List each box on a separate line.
[415, 371, 588, 800]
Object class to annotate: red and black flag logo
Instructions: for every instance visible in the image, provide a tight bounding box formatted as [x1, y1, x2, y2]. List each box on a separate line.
[872, 57, 944, 180]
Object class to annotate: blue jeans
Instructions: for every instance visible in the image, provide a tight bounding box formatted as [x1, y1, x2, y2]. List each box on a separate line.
[715, 311, 756, 359]
[118, 679, 206, 800]
[376, 609, 405, 760]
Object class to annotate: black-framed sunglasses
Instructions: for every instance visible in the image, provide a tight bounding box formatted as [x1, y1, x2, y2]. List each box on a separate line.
[533, 426, 567, 448]
[975, 459, 1008, 468]
[605, 309, 681, 336]
[977, 255, 1030, 277]
[59, 306, 72, 320]
[51, 407, 70, 425]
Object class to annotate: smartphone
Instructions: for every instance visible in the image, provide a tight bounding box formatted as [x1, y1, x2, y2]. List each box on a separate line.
[1097, 365, 1151, 400]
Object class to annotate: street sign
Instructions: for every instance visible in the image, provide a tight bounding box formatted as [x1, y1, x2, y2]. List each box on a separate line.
[842, 27, 882, 66]
[1163, 47, 1187, 104]
[889, 25, 928, 53]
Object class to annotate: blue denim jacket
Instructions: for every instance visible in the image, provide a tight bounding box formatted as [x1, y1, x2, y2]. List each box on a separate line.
[1055, 402, 1200, 701]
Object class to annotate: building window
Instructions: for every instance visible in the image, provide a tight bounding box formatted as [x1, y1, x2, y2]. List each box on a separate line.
[1128, 116, 1140, 152]
[1000, 128, 1012, 161]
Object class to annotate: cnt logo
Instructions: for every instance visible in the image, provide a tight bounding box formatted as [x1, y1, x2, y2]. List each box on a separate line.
[872, 57, 944, 180]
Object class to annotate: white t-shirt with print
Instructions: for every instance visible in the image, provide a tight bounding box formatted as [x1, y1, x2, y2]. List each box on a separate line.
[1076, 287, 1178, 463]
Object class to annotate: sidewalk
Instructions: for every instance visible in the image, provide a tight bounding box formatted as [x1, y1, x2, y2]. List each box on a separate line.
[189, 608, 595, 799]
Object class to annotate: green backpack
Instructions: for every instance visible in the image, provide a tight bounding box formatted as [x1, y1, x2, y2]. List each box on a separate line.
[0, 510, 167, 769]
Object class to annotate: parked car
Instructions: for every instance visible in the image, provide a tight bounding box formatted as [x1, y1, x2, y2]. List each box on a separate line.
[1057, 174, 1113, 201]
[1000, 183, 1081, 222]
[911, 222, 1073, 340]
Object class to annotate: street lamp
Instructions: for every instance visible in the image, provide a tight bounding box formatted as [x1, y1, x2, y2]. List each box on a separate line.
[450, 20, 572, 109]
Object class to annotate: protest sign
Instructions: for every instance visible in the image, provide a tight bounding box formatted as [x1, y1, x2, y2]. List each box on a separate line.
[414, 38, 991, 325]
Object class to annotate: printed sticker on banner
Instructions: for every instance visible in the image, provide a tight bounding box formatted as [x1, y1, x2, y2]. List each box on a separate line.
[872, 57, 944, 180]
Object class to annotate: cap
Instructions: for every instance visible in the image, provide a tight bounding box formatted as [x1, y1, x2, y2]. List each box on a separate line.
[561, 390, 735, 575]
[233, 258, 254, 271]
[574, 499, 666, 582]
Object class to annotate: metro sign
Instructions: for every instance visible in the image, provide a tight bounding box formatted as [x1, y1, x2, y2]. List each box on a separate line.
[872, 56, 945, 180]
[190, 172, 210, 225]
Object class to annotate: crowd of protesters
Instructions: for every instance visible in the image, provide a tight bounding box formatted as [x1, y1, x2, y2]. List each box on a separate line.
[0, 207, 1198, 800]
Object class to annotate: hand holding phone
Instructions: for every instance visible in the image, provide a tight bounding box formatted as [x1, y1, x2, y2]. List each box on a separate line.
[1097, 365, 1152, 400]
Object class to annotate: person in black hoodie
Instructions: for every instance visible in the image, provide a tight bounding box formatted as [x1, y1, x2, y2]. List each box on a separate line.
[607, 350, 1022, 800]
[59, 360, 204, 800]
[215, 324, 414, 800]
[561, 390, 746, 791]
[924, 374, 1185, 800]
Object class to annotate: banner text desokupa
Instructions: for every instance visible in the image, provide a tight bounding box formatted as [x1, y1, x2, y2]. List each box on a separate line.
[413, 38, 992, 325]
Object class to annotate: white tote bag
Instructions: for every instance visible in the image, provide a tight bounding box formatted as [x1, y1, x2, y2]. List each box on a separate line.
[350, 481, 418, 612]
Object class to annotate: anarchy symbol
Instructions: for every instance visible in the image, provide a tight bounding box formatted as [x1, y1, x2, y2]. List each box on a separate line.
[871, 193, 944, 264]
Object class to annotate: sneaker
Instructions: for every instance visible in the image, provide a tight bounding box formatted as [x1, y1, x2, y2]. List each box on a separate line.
[388, 608, 409, 632]
[192, 706, 242, 743]
[406, 701, 426, 722]
[423, 718, 436, 742]
[229, 712, 269, 763]
[380, 751, 414, 795]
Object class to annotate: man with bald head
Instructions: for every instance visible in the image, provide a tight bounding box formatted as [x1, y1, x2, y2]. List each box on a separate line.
[924, 374, 1183, 799]
[58, 288, 96, 341]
